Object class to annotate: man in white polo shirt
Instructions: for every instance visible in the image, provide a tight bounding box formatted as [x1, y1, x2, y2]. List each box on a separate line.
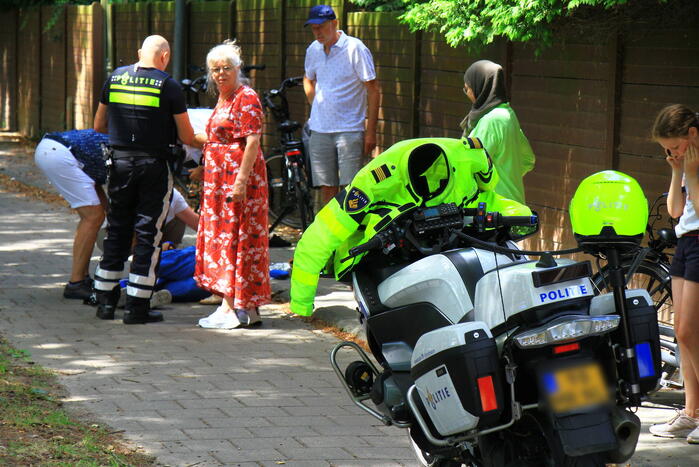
[303, 4, 380, 205]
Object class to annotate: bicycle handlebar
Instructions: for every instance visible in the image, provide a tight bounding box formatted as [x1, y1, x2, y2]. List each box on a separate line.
[181, 64, 266, 95]
[262, 76, 304, 117]
[242, 64, 266, 73]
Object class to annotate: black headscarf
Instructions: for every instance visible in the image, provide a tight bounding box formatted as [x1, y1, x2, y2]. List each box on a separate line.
[460, 60, 508, 133]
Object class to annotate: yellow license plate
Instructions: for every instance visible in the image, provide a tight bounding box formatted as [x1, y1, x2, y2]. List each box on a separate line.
[543, 362, 610, 414]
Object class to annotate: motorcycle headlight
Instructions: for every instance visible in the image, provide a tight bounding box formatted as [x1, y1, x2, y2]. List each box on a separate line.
[514, 315, 620, 348]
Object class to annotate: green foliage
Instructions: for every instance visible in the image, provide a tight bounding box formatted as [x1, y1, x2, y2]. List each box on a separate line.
[350, 0, 677, 48]
[0, 0, 89, 11]
[349, 0, 405, 11]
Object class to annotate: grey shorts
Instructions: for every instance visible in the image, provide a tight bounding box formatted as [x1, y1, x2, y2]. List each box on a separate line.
[308, 131, 364, 187]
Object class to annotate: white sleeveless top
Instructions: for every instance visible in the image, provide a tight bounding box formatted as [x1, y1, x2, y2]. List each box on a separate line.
[676, 179, 699, 237]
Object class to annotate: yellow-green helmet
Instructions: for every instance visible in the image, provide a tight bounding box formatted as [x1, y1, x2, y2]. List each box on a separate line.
[569, 171, 648, 248]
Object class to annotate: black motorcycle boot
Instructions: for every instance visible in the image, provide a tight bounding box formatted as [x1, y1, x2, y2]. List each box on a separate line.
[123, 296, 163, 325]
[95, 285, 121, 320]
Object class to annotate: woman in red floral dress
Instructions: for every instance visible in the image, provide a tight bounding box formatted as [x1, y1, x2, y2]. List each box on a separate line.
[193, 40, 270, 329]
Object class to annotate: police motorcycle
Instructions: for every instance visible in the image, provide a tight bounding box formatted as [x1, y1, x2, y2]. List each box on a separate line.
[330, 171, 661, 466]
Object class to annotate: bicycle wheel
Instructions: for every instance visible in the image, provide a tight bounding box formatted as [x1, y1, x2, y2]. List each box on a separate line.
[266, 153, 314, 230]
[591, 259, 673, 326]
[292, 164, 314, 231]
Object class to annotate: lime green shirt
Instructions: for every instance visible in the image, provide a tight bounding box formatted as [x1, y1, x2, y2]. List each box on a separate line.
[468, 103, 535, 204]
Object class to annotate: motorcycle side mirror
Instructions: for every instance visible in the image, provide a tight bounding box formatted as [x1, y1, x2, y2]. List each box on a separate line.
[507, 223, 538, 242]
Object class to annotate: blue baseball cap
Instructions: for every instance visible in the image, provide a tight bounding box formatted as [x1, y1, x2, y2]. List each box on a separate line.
[305, 5, 336, 26]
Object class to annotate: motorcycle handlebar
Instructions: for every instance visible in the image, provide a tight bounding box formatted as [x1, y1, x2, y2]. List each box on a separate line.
[347, 235, 385, 258]
[499, 215, 538, 226]
[344, 206, 539, 261]
[462, 208, 538, 229]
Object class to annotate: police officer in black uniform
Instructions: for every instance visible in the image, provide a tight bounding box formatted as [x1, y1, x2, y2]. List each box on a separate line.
[93, 35, 195, 324]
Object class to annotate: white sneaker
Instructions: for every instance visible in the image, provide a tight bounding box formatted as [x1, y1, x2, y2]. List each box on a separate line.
[649, 410, 699, 438]
[236, 308, 262, 327]
[198, 306, 227, 327]
[150, 289, 172, 309]
[687, 425, 699, 444]
[198, 307, 242, 329]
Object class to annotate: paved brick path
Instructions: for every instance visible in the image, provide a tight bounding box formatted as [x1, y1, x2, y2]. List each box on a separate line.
[1, 134, 698, 465]
[0, 189, 414, 466]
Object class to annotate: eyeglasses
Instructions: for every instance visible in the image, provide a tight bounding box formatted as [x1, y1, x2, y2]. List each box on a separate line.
[210, 66, 233, 74]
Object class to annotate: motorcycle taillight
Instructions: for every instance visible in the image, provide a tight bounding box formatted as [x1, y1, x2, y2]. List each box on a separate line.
[285, 149, 302, 158]
[553, 342, 580, 355]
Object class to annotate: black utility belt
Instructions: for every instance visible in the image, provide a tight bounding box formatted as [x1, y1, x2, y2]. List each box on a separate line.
[111, 147, 170, 160]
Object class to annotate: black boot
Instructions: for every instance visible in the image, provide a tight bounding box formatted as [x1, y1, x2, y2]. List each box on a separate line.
[95, 286, 121, 320]
[123, 296, 163, 325]
[96, 304, 117, 320]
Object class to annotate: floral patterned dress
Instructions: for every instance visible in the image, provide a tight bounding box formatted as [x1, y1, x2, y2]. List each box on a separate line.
[194, 85, 270, 308]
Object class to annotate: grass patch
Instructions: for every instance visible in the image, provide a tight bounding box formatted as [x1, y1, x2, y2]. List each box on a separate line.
[0, 336, 155, 466]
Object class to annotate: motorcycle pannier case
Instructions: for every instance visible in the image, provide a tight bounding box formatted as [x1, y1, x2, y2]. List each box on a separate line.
[410, 322, 504, 436]
[614, 292, 662, 394]
[591, 290, 661, 395]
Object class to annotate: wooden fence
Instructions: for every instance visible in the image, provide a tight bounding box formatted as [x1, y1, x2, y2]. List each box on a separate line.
[1, 1, 698, 251]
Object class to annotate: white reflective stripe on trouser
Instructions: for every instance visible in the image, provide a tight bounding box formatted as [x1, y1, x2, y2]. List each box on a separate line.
[129, 272, 156, 287]
[95, 266, 124, 280]
[94, 279, 119, 291]
[127, 285, 152, 299]
[144, 167, 172, 282]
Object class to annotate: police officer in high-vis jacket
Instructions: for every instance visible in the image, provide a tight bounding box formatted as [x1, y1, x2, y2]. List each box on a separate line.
[93, 35, 195, 324]
[290, 137, 532, 316]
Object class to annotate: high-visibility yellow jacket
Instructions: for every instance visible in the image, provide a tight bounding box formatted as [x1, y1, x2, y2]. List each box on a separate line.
[290, 137, 531, 316]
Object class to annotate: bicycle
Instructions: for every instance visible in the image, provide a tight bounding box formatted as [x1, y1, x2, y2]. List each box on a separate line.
[261, 76, 315, 232]
[591, 192, 681, 388]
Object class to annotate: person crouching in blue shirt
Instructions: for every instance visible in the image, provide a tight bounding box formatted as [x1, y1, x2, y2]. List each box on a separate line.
[35, 129, 109, 300]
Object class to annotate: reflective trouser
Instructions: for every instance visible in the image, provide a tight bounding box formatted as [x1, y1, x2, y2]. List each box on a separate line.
[95, 152, 172, 311]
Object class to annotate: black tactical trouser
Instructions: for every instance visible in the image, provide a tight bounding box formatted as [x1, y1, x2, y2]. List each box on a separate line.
[95, 152, 172, 312]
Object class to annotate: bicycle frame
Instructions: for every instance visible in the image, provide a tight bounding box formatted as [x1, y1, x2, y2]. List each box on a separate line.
[263, 77, 315, 232]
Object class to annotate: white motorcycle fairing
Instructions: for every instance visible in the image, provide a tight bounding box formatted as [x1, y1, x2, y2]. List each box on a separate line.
[369, 246, 520, 324]
[473, 258, 595, 331]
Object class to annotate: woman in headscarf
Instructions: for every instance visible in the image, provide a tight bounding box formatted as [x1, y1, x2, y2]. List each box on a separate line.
[461, 60, 535, 204]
